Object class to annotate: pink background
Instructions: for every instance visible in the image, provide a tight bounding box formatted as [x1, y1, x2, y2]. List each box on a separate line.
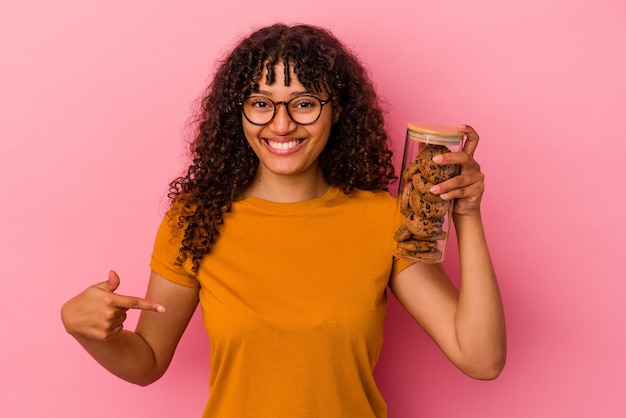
[1, 1, 625, 417]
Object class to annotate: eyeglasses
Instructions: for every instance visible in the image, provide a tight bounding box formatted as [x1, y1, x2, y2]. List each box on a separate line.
[240, 94, 330, 126]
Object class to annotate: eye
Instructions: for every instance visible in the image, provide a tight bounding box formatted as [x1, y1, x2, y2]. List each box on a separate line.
[248, 97, 274, 110]
[290, 96, 319, 111]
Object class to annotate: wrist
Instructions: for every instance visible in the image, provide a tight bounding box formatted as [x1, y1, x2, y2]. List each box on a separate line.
[452, 209, 482, 223]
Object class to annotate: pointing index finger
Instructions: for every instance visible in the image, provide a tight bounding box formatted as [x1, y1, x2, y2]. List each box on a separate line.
[116, 295, 165, 313]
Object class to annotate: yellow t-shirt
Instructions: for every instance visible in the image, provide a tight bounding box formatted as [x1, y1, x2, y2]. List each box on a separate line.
[150, 186, 412, 417]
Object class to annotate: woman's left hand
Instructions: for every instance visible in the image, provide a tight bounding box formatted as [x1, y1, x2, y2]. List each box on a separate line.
[429, 124, 484, 216]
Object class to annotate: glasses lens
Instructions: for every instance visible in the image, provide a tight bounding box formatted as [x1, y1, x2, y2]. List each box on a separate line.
[242, 95, 323, 125]
[287, 96, 322, 125]
[242, 97, 275, 125]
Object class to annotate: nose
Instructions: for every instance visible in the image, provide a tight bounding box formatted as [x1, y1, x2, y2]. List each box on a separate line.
[268, 102, 297, 133]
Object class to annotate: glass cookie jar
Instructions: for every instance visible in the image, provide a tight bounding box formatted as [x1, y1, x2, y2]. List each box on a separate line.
[392, 122, 466, 263]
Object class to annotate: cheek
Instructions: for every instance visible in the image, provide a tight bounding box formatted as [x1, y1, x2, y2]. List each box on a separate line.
[242, 123, 261, 145]
[314, 118, 333, 146]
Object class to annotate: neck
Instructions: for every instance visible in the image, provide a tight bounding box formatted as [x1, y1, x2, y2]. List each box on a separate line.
[244, 166, 329, 203]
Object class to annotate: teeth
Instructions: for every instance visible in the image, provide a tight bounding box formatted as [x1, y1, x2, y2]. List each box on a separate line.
[267, 139, 302, 150]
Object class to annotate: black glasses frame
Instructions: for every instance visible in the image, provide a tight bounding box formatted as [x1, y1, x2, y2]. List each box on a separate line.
[239, 94, 330, 126]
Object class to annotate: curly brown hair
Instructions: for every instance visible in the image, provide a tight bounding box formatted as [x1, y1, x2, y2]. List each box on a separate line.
[168, 23, 396, 275]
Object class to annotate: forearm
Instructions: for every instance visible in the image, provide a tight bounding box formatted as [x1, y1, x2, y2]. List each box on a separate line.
[452, 211, 506, 379]
[71, 329, 164, 386]
[62, 272, 198, 386]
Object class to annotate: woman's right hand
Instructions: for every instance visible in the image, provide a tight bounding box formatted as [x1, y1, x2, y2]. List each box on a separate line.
[61, 270, 165, 341]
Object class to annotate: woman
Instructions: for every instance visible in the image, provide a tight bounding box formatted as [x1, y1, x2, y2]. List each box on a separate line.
[61, 23, 506, 417]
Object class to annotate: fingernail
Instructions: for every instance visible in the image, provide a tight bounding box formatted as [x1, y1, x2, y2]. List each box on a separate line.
[433, 155, 443, 163]
[430, 185, 440, 194]
[156, 305, 166, 313]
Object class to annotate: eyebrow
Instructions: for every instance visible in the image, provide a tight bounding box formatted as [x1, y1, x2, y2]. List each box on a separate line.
[254, 89, 311, 98]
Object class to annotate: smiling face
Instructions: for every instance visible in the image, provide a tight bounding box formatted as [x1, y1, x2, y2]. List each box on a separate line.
[242, 61, 334, 185]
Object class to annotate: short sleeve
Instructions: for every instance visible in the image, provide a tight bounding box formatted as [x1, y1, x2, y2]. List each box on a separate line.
[150, 208, 200, 288]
